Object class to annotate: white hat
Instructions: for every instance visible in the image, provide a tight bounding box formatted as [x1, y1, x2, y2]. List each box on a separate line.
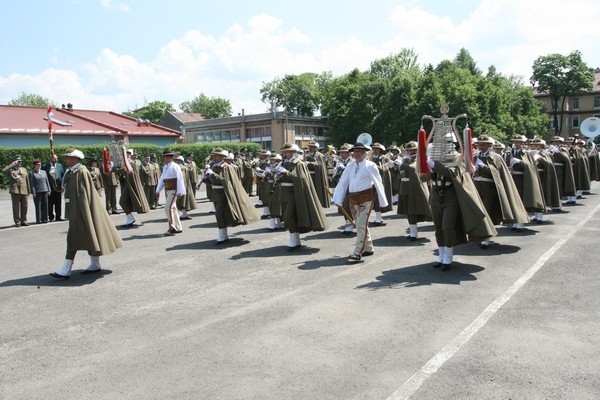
[62, 148, 85, 159]
[175, 155, 184, 162]
[226, 151, 234, 160]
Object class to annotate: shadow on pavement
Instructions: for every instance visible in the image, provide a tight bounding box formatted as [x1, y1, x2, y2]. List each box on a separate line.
[296, 257, 350, 270]
[122, 233, 166, 241]
[373, 236, 431, 247]
[166, 237, 249, 251]
[453, 242, 521, 255]
[356, 262, 484, 289]
[0, 270, 113, 287]
[189, 221, 218, 229]
[230, 246, 320, 260]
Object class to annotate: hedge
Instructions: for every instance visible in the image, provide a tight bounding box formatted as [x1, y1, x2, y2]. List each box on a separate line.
[0, 142, 261, 189]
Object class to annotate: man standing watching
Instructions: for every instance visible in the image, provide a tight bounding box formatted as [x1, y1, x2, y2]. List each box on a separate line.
[50, 148, 123, 278]
[333, 142, 388, 263]
[43, 154, 64, 221]
[156, 150, 186, 236]
[3, 155, 31, 227]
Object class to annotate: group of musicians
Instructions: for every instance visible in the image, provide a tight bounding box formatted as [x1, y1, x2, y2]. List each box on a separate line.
[48, 132, 599, 278]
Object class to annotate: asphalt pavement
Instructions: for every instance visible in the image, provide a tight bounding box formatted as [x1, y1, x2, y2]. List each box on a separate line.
[1, 184, 599, 400]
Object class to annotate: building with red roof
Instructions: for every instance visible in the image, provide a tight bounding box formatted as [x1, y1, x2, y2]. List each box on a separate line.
[0, 105, 181, 148]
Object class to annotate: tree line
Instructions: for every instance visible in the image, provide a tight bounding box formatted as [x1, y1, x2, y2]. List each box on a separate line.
[8, 48, 595, 146]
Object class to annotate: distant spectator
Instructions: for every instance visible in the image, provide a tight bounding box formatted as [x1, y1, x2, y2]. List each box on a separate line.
[3, 155, 30, 227]
[43, 154, 65, 222]
[29, 159, 51, 224]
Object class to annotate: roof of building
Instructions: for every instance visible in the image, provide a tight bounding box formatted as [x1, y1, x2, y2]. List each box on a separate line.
[167, 111, 205, 123]
[0, 105, 181, 138]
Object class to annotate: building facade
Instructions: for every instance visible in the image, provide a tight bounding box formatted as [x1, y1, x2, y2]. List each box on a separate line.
[182, 111, 328, 151]
[534, 68, 600, 138]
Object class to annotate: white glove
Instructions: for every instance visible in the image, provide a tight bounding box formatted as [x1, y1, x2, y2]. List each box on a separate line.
[204, 164, 210, 169]
[426, 158, 435, 169]
[255, 167, 263, 173]
[475, 158, 485, 167]
[387, 160, 395, 168]
[277, 166, 287, 174]
[205, 168, 214, 175]
[510, 158, 521, 166]
[336, 162, 345, 170]
[264, 167, 272, 174]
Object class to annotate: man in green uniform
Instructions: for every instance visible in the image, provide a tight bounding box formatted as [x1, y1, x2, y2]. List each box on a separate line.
[50, 148, 123, 278]
[304, 141, 331, 209]
[3, 155, 30, 227]
[140, 155, 158, 210]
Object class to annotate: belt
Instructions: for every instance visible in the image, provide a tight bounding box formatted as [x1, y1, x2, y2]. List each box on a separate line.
[280, 183, 294, 187]
[511, 171, 524, 175]
[164, 178, 177, 185]
[473, 177, 494, 183]
[554, 162, 564, 166]
[267, 180, 274, 183]
[165, 186, 176, 191]
[537, 168, 544, 172]
[309, 171, 315, 174]
[400, 177, 410, 182]
[432, 181, 452, 187]
[212, 185, 224, 189]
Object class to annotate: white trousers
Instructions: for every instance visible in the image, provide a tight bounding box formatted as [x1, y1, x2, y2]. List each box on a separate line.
[165, 190, 182, 231]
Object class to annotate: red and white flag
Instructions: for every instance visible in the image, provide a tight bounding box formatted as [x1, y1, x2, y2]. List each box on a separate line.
[47, 105, 54, 132]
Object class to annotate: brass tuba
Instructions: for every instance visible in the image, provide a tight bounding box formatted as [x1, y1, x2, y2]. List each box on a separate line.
[421, 104, 467, 168]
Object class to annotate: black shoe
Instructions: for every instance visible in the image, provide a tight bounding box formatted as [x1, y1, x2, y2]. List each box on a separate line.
[164, 230, 176, 236]
[261, 215, 270, 219]
[515, 228, 523, 233]
[373, 221, 386, 227]
[80, 268, 101, 275]
[111, 211, 119, 215]
[174, 230, 183, 234]
[49, 216, 55, 221]
[216, 238, 229, 245]
[362, 251, 374, 257]
[536, 219, 544, 224]
[287, 244, 302, 251]
[441, 263, 451, 271]
[49, 272, 69, 279]
[21, 222, 29, 226]
[433, 262, 442, 268]
[480, 243, 489, 249]
[347, 253, 362, 263]
[122, 222, 135, 227]
[180, 216, 192, 220]
[55, 218, 63, 221]
[407, 236, 416, 242]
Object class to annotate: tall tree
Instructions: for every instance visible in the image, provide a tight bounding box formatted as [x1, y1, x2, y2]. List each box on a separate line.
[123, 100, 173, 123]
[260, 72, 331, 117]
[9, 92, 53, 107]
[530, 50, 594, 134]
[179, 93, 232, 119]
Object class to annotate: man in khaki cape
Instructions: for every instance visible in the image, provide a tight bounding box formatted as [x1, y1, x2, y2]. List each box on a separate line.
[473, 136, 529, 248]
[277, 143, 329, 250]
[203, 147, 260, 244]
[50, 149, 123, 278]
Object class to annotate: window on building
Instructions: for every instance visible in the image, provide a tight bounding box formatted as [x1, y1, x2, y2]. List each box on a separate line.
[572, 115, 580, 128]
[594, 96, 600, 108]
[194, 129, 241, 143]
[572, 98, 579, 110]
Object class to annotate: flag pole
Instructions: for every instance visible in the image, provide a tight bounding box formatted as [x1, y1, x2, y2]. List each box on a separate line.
[47, 105, 55, 158]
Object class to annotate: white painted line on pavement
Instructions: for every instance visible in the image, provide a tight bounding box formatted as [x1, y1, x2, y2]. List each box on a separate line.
[387, 201, 600, 400]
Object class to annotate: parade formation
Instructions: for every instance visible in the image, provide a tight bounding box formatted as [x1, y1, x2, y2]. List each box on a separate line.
[3, 106, 599, 278]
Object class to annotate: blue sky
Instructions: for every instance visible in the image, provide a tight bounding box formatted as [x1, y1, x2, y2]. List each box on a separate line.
[1, 0, 598, 115]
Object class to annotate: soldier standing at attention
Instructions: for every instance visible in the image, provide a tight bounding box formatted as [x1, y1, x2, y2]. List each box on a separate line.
[50, 148, 123, 278]
[140, 155, 158, 210]
[101, 155, 119, 214]
[3, 155, 30, 227]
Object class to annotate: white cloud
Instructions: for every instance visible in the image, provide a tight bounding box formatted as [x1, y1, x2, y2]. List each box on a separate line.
[99, 0, 129, 12]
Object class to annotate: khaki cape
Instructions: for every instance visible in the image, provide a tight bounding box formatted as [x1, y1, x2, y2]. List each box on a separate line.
[64, 164, 123, 254]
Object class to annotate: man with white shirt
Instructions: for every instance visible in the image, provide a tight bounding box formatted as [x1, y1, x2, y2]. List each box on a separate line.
[156, 149, 186, 236]
[333, 142, 389, 263]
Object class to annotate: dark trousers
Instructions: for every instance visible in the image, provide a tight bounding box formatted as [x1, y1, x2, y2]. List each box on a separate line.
[33, 192, 49, 223]
[105, 185, 118, 212]
[11, 193, 28, 225]
[48, 190, 62, 220]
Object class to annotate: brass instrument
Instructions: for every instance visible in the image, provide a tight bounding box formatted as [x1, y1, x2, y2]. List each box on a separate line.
[421, 104, 466, 168]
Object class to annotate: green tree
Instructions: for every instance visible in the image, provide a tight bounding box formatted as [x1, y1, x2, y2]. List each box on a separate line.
[123, 100, 173, 123]
[260, 72, 332, 117]
[179, 93, 232, 119]
[9, 92, 54, 107]
[530, 50, 594, 134]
